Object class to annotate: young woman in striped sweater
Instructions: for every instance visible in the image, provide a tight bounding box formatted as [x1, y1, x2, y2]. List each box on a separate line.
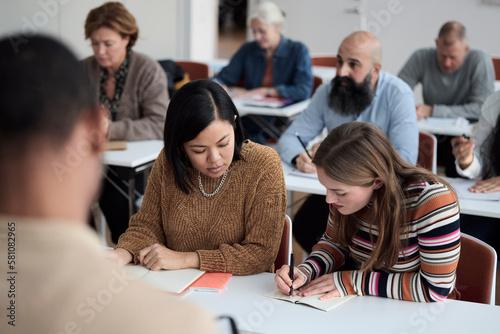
[275, 121, 461, 302]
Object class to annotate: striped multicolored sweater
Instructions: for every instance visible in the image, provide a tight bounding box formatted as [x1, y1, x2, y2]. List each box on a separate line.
[297, 180, 460, 302]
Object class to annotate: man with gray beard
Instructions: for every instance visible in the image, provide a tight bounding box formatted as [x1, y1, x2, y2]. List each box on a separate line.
[278, 31, 418, 253]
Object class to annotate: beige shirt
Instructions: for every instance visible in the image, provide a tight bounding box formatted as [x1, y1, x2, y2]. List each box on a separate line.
[0, 216, 218, 333]
[83, 52, 169, 141]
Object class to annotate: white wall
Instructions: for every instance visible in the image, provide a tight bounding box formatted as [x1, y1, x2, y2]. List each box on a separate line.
[266, 0, 500, 76]
[0, 0, 211, 61]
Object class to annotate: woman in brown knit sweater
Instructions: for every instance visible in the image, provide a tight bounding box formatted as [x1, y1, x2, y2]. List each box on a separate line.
[108, 80, 287, 275]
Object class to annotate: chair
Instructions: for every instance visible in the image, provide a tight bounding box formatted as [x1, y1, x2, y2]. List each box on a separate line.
[311, 56, 337, 67]
[417, 131, 437, 174]
[175, 60, 210, 81]
[456, 233, 497, 305]
[311, 75, 323, 97]
[492, 57, 500, 81]
[274, 215, 293, 270]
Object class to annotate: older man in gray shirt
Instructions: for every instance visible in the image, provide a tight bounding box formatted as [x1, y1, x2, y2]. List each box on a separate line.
[399, 21, 494, 121]
[399, 21, 494, 177]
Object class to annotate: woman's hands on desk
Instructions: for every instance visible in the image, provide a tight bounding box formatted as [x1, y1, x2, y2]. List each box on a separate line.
[451, 136, 475, 170]
[275, 265, 340, 300]
[137, 243, 200, 271]
[468, 176, 500, 193]
[275, 265, 307, 297]
[106, 248, 133, 267]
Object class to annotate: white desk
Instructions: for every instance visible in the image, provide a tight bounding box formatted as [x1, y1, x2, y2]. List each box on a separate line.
[417, 117, 475, 137]
[184, 272, 500, 334]
[102, 140, 164, 216]
[283, 162, 500, 219]
[233, 99, 310, 140]
[102, 140, 164, 167]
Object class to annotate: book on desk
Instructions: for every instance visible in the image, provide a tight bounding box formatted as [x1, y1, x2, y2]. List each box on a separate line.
[122, 265, 232, 293]
[265, 288, 356, 312]
[242, 96, 295, 108]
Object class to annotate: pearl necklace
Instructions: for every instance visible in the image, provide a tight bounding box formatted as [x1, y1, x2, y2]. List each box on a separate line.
[198, 169, 228, 198]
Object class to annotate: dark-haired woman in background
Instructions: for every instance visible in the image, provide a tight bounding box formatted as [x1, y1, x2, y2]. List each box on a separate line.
[83, 2, 169, 243]
[107, 80, 287, 275]
[452, 90, 500, 252]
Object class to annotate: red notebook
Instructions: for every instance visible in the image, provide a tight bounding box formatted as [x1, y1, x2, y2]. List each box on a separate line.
[187, 272, 233, 292]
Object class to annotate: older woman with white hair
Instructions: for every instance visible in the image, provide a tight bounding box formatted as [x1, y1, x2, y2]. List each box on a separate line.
[213, 1, 313, 143]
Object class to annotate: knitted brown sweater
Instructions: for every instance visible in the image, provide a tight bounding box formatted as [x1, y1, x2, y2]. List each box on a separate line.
[116, 140, 287, 275]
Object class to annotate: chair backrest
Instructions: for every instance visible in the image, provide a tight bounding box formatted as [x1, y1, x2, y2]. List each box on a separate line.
[175, 61, 210, 81]
[492, 57, 500, 81]
[311, 56, 337, 67]
[417, 131, 437, 174]
[311, 76, 323, 97]
[274, 215, 293, 270]
[456, 233, 497, 304]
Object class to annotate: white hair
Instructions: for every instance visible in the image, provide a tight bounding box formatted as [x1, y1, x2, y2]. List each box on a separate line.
[247, 1, 285, 27]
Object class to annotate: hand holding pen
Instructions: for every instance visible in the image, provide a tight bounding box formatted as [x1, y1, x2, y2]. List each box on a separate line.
[294, 132, 317, 174]
[451, 134, 475, 170]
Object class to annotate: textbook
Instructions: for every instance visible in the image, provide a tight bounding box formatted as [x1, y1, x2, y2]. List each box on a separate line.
[243, 96, 294, 108]
[264, 289, 356, 312]
[188, 272, 233, 292]
[122, 265, 205, 294]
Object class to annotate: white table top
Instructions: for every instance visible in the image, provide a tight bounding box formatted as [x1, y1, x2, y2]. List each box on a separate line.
[234, 99, 310, 118]
[183, 272, 500, 334]
[102, 140, 164, 168]
[417, 117, 475, 137]
[283, 162, 500, 219]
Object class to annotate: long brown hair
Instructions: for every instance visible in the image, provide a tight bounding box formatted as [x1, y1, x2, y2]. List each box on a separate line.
[313, 121, 452, 270]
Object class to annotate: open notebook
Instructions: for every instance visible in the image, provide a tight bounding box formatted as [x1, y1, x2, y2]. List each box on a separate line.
[265, 289, 356, 312]
[122, 265, 205, 294]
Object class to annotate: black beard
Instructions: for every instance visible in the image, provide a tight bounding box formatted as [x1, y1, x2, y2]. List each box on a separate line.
[328, 73, 375, 116]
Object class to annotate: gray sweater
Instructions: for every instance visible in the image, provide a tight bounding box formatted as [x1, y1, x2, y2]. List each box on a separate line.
[398, 48, 494, 120]
[83, 52, 169, 141]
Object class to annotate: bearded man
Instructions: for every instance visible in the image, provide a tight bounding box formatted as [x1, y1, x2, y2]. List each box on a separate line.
[278, 31, 418, 253]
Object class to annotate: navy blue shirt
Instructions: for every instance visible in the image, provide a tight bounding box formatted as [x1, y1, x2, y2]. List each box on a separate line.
[214, 36, 313, 101]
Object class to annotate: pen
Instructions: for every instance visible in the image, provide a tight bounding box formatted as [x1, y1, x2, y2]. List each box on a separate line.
[295, 132, 312, 160]
[289, 252, 294, 296]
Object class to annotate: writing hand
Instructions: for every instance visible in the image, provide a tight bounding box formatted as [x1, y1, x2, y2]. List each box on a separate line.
[295, 151, 316, 173]
[469, 176, 500, 193]
[297, 273, 340, 300]
[274, 265, 307, 297]
[137, 243, 200, 271]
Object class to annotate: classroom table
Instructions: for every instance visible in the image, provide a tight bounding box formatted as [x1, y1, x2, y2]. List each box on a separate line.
[282, 162, 500, 219]
[102, 140, 164, 217]
[233, 99, 310, 139]
[417, 117, 475, 137]
[183, 272, 500, 334]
